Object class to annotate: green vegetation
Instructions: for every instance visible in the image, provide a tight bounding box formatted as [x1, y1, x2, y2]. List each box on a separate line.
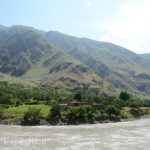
[66, 105, 94, 123]
[119, 91, 130, 101]
[0, 81, 73, 105]
[105, 105, 120, 117]
[0, 81, 150, 125]
[74, 93, 82, 101]
[4, 104, 50, 118]
[1, 25, 150, 125]
[47, 101, 61, 119]
[0, 107, 4, 120]
[24, 107, 42, 124]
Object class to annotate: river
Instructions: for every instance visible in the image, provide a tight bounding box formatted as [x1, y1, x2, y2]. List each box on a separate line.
[0, 118, 150, 150]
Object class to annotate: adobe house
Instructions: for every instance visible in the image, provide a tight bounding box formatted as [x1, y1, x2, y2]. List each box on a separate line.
[67, 100, 104, 110]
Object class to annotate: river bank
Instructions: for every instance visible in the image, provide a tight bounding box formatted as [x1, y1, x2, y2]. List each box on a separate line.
[1, 82, 150, 127]
[1, 108, 150, 126]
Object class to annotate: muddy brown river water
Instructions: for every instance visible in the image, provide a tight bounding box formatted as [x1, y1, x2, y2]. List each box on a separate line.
[0, 118, 150, 150]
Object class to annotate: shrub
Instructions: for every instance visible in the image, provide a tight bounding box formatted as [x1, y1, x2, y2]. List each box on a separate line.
[130, 108, 143, 117]
[120, 110, 129, 119]
[94, 110, 108, 120]
[93, 96, 103, 103]
[0, 94, 14, 105]
[15, 100, 23, 106]
[105, 105, 121, 117]
[142, 99, 150, 107]
[66, 105, 94, 122]
[0, 107, 4, 120]
[66, 107, 79, 121]
[24, 107, 42, 124]
[125, 99, 140, 108]
[113, 98, 125, 107]
[129, 101, 139, 108]
[47, 101, 61, 120]
[102, 96, 115, 106]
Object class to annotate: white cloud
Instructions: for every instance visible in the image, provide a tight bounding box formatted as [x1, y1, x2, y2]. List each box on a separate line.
[98, 0, 150, 54]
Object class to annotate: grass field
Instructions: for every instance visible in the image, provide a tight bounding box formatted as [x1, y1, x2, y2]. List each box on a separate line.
[4, 104, 51, 118]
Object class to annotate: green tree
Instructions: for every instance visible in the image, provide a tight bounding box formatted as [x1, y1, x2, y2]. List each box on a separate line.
[0, 107, 4, 120]
[48, 101, 61, 119]
[66, 105, 94, 122]
[113, 98, 125, 107]
[102, 96, 115, 106]
[74, 93, 82, 101]
[105, 105, 120, 117]
[119, 91, 130, 101]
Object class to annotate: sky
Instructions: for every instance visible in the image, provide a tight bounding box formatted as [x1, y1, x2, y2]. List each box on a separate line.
[0, 0, 150, 54]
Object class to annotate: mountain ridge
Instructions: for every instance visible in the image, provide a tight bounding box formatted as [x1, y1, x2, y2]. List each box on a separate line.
[1, 25, 150, 96]
[0, 25, 113, 95]
[43, 30, 150, 96]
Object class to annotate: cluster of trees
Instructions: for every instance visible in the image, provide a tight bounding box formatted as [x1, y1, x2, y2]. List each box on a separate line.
[74, 91, 150, 108]
[0, 81, 150, 108]
[23, 90, 148, 124]
[66, 105, 94, 122]
[23, 103, 95, 124]
[0, 81, 73, 105]
[0, 81, 150, 124]
[23, 103, 121, 124]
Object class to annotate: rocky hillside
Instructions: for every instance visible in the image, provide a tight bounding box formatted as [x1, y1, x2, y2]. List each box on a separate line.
[0, 25, 113, 95]
[44, 31, 150, 96]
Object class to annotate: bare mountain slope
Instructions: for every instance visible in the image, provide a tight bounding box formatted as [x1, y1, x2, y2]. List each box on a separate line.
[45, 31, 150, 96]
[0, 25, 113, 95]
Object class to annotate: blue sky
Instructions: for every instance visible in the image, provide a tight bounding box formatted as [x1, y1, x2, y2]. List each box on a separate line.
[0, 0, 150, 54]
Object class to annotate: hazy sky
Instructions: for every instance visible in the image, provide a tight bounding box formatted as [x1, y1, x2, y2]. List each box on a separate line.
[0, 0, 150, 54]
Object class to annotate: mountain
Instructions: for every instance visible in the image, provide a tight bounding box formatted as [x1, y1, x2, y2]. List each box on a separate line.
[0, 25, 113, 95]
[44, 31, 150, 96]
[140, 54, 150, 64]
[1, 25, 150, 97]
